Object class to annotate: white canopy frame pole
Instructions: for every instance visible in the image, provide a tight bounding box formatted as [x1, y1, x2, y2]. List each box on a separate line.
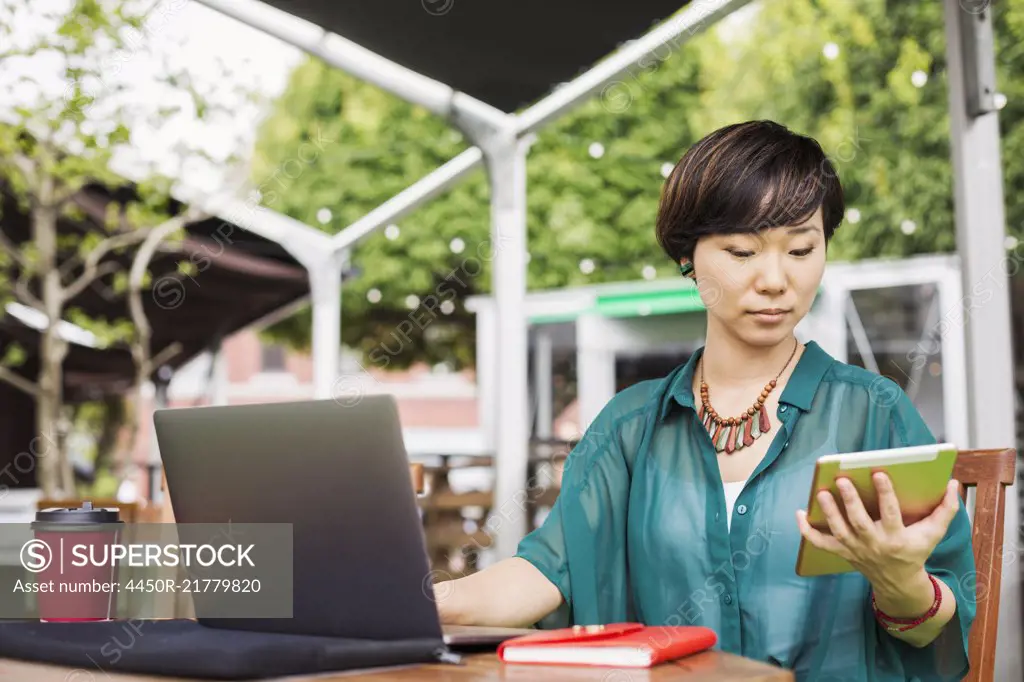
[331, 148, 483, 254]
[534, 330, 554, 441]
[191, 192, 333, 252]
[307, 256, 343, 398]
[474, 125, 533, 556]
[945, 0, 1021, 675]
[186, 190, 346, 398]
[194, 0, 770, 559]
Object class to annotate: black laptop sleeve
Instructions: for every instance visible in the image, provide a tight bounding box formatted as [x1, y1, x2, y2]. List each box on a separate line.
[0, 620, 447, 679]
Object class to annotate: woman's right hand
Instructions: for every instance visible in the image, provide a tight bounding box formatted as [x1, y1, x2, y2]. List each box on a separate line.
[432, 557, 563, 627]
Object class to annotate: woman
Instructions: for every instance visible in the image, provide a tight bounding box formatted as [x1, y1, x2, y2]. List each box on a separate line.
[435, 120, 975, 681]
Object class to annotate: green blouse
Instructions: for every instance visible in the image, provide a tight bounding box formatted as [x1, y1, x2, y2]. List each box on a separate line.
[515, 340, 975, 682]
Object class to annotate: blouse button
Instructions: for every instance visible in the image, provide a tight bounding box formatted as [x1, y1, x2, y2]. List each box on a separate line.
[723, 594, 734, 605]
[736, 504, 748, 515]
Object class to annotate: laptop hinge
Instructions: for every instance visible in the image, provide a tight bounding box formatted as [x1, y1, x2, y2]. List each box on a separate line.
[433, 646, 463, 665]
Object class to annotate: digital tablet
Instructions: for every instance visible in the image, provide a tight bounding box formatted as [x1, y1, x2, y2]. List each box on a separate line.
[795, 443, 958, 577]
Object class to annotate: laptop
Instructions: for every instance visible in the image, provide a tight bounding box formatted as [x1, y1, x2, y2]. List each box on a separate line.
[153, 395, 534, 647]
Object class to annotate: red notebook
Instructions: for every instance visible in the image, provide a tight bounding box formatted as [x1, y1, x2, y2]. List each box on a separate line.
[497, 622, 717, 668]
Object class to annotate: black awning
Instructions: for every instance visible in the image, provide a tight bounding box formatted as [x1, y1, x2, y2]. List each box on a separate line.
[255, 0, 689, 112]
[1, 182, 314, 400]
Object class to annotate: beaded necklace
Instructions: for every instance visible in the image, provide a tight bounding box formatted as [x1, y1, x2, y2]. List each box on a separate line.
[697, 339, 799, 454]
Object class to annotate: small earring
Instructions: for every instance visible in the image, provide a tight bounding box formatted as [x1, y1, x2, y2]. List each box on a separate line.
[678, 261, 695, 279]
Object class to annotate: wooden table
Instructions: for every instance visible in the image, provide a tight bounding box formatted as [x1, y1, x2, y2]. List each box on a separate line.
[0, 652, 793, 681]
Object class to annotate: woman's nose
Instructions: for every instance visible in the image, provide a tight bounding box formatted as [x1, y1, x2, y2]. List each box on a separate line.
[755, 256, 787, 293]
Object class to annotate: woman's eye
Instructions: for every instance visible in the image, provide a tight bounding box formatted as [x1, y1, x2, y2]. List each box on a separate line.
[727, 249, 755, 258]
[790, 247, 815, 257]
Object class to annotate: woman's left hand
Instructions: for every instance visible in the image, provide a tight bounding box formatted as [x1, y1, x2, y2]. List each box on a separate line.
[795, 472, 961, 587]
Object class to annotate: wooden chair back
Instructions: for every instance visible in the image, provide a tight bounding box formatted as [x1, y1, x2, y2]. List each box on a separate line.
[953, 448, 1017, 682]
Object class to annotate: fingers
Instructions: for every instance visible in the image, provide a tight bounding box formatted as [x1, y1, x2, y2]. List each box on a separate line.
[796, 509, 849, 558]
[817, 488, 856, 545]
[873, 471, 904, 532]
[834, 477, 876, 537]
[919, 479, 962, 538]
[906, 479, 960, 545]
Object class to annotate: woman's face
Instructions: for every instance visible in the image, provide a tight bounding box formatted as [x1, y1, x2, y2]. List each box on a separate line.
[689, 207, 826, 347]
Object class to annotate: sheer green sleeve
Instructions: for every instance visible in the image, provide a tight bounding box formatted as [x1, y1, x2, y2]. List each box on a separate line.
[872, 382, 976, 681]
[514, 492, 571, 606]
[514, 391, 640, 629]
[514, 409, 617, 621]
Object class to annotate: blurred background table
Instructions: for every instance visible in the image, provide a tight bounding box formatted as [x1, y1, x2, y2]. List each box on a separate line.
[413, 438, 572, 579]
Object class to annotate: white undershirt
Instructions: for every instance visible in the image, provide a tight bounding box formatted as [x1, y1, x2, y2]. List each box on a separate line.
[723, 480, 746, 531]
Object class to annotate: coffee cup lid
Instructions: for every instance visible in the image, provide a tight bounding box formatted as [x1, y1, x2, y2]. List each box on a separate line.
[34, 501, 121, 524]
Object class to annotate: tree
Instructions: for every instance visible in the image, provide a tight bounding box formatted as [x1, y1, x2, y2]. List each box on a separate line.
[253, 36, 707, 369]
[992, 0, 1024, 238]
[690, 0, 958, 260]
[253, 0, 1024, 369]
[248, 59, 482, 368]
[693, 0, 1024, 257]
[0, 0, 248, 496]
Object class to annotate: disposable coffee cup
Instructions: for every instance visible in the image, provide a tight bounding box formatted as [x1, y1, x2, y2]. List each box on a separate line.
[30, 502, 123, 622]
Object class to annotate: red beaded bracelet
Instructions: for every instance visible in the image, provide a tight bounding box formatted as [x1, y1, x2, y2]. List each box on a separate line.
[871, 574, 942, 633]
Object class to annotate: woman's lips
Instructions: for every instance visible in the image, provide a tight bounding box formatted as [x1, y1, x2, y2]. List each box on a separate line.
[749, 309, 790, 323]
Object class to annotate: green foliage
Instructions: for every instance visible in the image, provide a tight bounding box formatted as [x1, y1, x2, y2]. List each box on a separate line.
[251, 60, 484, 367]
[1, 341, 26, 368]
[66, 308, 135, 347]
[253, 0, 1024, 370]
[689, 0, 961, 261]
[0, 0, 253, 331]
[0, 0, 256, 494]
[995, 0, 1024, 237]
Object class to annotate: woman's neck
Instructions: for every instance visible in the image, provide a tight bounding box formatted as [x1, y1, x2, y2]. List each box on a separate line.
[699, 325, 801, 389]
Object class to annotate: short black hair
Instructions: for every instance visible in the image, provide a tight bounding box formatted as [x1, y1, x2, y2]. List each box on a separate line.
[656, 120, 845, 264]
